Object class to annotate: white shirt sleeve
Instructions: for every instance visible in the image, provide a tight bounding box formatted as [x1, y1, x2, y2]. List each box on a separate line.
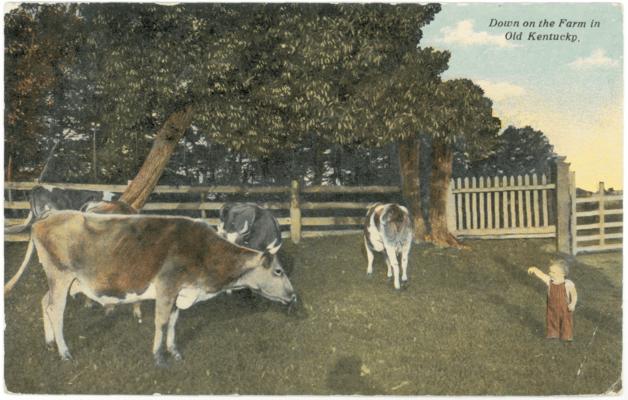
[565, 280, 577, 310]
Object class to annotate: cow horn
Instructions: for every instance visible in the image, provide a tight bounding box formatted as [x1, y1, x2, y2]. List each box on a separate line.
[266, 239, 282, 255]
[239, 220, 249, 234]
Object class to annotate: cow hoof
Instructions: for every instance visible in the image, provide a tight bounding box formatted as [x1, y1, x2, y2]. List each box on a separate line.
[154, 354, 169, 368]
[170, 351, 183, 362]
[46, 342, 55, 352]
[137, 318, 143, 324]
[104, 306, 115, 316]
[366, 273, 373, 279]
[60, 351, 73, 361]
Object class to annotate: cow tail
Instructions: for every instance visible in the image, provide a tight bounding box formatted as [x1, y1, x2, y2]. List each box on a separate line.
[4, 239, 35, 296]
[4, 211, 34, 234]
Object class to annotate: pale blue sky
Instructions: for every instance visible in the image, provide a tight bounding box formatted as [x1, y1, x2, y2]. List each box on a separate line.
[421, 3, 623, 191]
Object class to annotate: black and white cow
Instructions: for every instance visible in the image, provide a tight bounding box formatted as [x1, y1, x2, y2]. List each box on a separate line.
[217, 203, 283, 252]
[5, 185, 114, 234]
[364, 203, 413, 290]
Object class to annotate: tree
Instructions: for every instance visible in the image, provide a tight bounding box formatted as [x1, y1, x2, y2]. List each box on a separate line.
[5, 4, 444, 212]
[4, 4, 84, 180]
[312, 10, 446, 239]
[427, 79, 501, 246]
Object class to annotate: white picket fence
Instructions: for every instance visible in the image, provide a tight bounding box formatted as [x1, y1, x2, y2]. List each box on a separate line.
[448, 174, 556, 239]
[572, 182, 623, 254]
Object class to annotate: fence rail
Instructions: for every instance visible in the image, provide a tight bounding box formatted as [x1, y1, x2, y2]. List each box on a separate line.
[4, 181, 394, 243]
[448, 173, 556, 239]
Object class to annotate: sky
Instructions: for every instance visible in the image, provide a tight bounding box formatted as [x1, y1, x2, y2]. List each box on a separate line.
[420, 2, 623, 191]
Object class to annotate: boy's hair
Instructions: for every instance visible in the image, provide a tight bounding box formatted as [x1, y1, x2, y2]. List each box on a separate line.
[551, 259, 570, 276]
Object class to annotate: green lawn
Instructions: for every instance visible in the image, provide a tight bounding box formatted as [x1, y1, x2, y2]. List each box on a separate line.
[4, 236, 622, 395]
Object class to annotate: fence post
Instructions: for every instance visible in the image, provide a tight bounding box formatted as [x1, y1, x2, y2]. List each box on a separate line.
[597, 181, 606, 248]
[570, 172, 577, 255]
[290, 179, 301, 244]
[555, 157, 572, 254]
[200, 192, 207, 219]
[446, 179, 456, 235]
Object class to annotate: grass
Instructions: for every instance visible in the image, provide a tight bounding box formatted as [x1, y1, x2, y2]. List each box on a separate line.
[4, 236, 622, 395]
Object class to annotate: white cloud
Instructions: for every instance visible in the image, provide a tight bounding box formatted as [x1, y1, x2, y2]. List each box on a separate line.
[476, 80, 526, 101]
[568, 49, 619, 70]
[438, 20, 515, 48]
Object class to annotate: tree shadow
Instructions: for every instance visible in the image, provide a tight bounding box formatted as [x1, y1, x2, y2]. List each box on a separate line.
[326, 355, 383, 395]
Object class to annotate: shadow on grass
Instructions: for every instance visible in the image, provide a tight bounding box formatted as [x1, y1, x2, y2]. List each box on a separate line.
[485, 293, 544, 336]
[326, 355, 382, 395]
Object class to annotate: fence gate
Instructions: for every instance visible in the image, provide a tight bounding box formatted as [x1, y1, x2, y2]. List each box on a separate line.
[571, 181, 623, 254]
[447, 173, 556, 239]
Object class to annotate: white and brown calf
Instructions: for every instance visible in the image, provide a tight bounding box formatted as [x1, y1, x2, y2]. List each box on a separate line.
[363, 203, 413, 290]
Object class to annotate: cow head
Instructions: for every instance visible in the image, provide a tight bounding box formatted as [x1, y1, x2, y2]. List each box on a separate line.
[217, 203, 255, 245]
[238, 240, 295, 305]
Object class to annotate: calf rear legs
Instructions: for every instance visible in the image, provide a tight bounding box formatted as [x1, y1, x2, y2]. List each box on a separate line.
[385, 245, 401, 290]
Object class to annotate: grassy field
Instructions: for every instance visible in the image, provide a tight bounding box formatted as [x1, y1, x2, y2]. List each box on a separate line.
[4, 236, 622, 395]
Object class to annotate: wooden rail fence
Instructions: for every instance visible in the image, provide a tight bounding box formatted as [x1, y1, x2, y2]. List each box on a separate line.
[571, 181, 623, 254]
[4, 161, 622, 256]
[4, 181, 400, 243]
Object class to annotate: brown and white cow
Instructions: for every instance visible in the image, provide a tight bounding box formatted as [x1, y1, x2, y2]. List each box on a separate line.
[21, 211, 296, 366]
[77, 200, 144, 320]
[364, 203, 413, 290]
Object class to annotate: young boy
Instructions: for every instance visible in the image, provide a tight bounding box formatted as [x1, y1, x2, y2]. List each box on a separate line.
[528, 260, 578, 341]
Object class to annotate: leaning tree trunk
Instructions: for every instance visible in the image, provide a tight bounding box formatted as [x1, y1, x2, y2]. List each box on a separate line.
[427, 140, 463, 247]
[398, 135, 426, 241]
[120, 105, 194, 209]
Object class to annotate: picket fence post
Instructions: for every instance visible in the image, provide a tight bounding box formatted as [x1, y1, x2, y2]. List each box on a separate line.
[446, 179, 457, 235]
[555, 157, 572, 254]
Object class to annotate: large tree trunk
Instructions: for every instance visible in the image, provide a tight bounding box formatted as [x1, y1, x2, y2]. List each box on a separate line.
[398, 135, 426, 241]
[427, 140, 463, 248]
[120, 105, 194, 209]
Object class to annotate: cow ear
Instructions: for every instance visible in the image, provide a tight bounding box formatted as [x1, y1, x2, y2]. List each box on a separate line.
[265, 239, 282, 255]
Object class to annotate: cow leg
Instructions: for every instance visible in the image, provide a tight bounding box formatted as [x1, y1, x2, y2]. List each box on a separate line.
[41, 291, 54, 348]
[385, 245, 401, 290]
[153, 295, 175, 367]
[364, 237, 374, 276]
[104, 304, 115, 316]
[166, 307, 181, 361]
[400, 242, 410, 283]
[133, 303, 143, 323]
[385, 258, 393, 280]
[45, 274, 75, 360]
